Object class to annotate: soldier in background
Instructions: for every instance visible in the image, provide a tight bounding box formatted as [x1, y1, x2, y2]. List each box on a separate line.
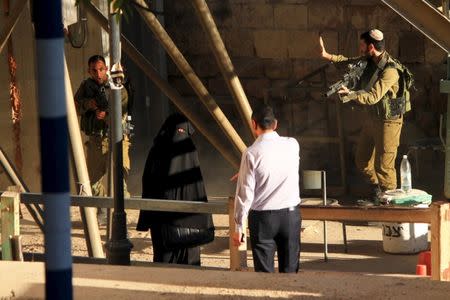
[320, 29, 410, 204]
[74, 55, 131, 223]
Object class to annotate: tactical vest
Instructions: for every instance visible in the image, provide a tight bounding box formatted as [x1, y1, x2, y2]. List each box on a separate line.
[78, 79, 129, 136]
[372, 55, 413, 120]
[79, 79, 110, 136]
[80, 111, 108, 136]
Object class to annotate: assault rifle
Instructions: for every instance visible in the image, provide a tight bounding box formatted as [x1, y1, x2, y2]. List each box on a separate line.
[84, 79, 109, 111]
[325, 60, 367, 99]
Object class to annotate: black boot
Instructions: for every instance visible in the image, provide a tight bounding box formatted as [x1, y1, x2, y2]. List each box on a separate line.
[357, 184, 382, 206]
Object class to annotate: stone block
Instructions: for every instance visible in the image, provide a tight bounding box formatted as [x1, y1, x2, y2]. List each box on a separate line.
[292, 59, 306, 79]
[188, 55, 220, 78]
[164, 1, 197, 26]
[264, 58, 293, 79]
[292, 59, 324, 80]
[424, 39, 447, 65]
[384, 31, 399, 58]
[167, 59, 182, 77]
[288, 31, 318, 59]
[399, 31, 425, 63]
[167, 26, 210, 56]
[288, 30, 337, 59]
[274, 5, 307, 29]
[266, 79, 291, 99]
[221, 29, 255, 57]
[349, 0, 378, 4]
[308, 1, 345, 29]
[368, 6, 411, 31]
[338, 30, 360, 57]
[208, 77, 228, 96]
[231, 3, 273, 29]
[233, 57, 264, 78]
[430, 64, 446, 83]
[321, 31, 339, 55]
[242, 78, 271, 99]
[205, 0, 233, 28]
[254, 30, 289, 59]
[409, 64, 433, 88]
[349, 6, 369, 30]
[266, 0, 309, 4]
[169, 77, 196, 96]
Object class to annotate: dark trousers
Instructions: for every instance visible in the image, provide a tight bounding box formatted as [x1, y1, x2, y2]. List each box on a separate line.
[150, 226, 201, 266]
[248, 206, 301, 273]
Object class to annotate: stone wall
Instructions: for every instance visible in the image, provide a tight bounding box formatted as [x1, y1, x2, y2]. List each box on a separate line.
[163, 0, 448, 191]
[0, 0, 446, 197]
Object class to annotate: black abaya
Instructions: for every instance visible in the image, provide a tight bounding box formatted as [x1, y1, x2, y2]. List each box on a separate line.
[136, 113, 214, 266]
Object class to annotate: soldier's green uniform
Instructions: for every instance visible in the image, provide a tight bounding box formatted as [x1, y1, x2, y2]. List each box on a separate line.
[74, 78, 131, 198]
[331, 52, 402, 191]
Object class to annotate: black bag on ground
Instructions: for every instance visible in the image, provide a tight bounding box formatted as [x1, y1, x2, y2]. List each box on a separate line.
[161, 224, 215, 250]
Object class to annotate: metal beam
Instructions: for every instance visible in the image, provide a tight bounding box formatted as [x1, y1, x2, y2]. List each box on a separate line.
[0, 147, 44, 231]
[84, 1, 241, 169]
[382, 0, 450, 52]
[191, 0, 255, 139]
[132, 0, 247, 155]
[0, 0, 27, 54]
[64, 60, 104, 258]
[444, 55, 450, 198]
[21, 192, 433, 223]
[21, 193, 229, 215]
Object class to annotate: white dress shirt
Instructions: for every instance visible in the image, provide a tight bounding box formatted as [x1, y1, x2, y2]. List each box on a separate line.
[234, 131, 300, 232]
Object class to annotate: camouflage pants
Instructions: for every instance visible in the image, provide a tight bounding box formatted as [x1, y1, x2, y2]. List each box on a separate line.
[86, 135, 131, 198]
[355, 115, 403, 191]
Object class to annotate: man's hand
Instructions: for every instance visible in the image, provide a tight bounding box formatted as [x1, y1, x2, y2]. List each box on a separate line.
[230, 172, 239, 182]
[319, 36, 331, 60]
[96, 110, 106, 120]
[337, 85, 355, 103]
[84, 99, 98, 110]
[232, 231, 244, 247]
[337, 85, 350, 95]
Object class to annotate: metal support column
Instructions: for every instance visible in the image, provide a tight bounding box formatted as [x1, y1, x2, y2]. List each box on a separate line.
[105, 5, 133, 265]
[64, 60, 104, 258]
[443, 55, 450, 198]
[442, 1, 450, 198]
[191, 0, 254, 139]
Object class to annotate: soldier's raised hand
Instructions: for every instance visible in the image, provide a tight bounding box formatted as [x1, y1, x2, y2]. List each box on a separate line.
[319, 36, 332, 61]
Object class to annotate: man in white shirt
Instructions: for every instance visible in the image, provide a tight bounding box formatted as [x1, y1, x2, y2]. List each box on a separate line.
[233, 105, 301, 273]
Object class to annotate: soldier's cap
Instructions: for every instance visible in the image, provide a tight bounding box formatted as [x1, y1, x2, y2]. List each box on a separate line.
[369, 29, 384, 41]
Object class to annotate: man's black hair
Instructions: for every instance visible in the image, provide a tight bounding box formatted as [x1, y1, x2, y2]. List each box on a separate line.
[252, 105, 277, 130]
[360, 31, 385, 51]
[88, 55, 106, 66]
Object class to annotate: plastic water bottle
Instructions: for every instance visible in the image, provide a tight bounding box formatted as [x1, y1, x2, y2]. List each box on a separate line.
[400, 155, 412, 193]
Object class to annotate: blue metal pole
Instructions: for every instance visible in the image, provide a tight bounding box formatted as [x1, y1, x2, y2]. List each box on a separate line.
[33, 1, 72, 299]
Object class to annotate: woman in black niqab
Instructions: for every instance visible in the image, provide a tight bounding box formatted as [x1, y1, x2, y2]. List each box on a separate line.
[136, 113, 214, 265]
